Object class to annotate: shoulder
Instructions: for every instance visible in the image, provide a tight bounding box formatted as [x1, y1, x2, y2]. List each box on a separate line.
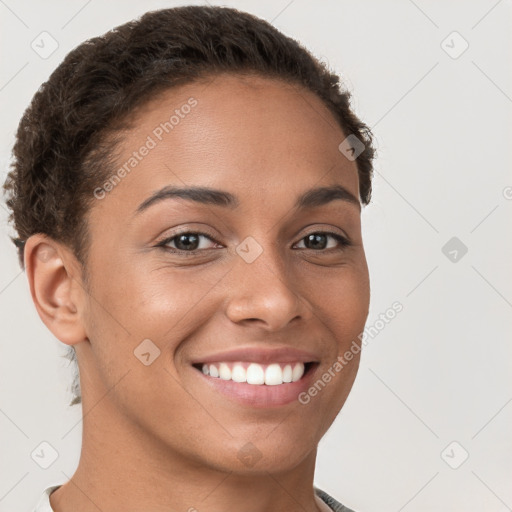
[315, 486, 358, 512]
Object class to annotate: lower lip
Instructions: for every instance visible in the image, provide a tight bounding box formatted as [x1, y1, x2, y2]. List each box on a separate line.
[192, 363, 319, 408]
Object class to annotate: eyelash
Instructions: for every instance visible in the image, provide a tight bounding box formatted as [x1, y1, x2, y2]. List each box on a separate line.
[155, 230, 352, 256]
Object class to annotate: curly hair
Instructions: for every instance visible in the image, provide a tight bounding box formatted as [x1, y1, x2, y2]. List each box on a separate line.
[2, 5, 375, 406]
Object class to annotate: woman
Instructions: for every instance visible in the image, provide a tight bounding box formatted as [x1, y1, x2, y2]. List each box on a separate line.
[3, 5, 375, 511]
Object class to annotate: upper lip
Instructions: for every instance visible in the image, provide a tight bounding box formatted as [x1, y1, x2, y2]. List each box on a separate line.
[190, 346, 320, 365]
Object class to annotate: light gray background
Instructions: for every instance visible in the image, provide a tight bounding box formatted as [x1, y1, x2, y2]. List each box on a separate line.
[1, 1, 511, 511]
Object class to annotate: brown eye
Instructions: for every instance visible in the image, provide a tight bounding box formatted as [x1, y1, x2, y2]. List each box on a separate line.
[295, 232, 351, 251]
[174, 233, 200, 251]
[157, 232, 219, 253]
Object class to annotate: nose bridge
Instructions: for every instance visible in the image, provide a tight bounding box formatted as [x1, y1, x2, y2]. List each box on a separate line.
[225, 234, 310, 330]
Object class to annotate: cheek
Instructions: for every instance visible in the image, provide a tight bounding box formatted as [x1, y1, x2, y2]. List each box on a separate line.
[123, 267, 224, 341]
[335, 272, 370, 347]
[82, 262, 225, 398]
[89, 253, 218, 336]
[303, 259, 370, 343]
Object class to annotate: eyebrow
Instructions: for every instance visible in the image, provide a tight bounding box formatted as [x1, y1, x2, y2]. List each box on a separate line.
[134, 183, 361, 215]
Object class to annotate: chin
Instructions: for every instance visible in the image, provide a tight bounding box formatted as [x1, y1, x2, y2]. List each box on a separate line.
[203, 432, 318, 475]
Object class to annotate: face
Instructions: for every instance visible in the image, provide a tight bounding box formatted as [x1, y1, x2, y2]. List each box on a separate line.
[78, 73, 370, 473]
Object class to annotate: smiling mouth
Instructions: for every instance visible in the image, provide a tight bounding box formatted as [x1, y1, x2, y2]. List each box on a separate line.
[192, 361, 318, 386]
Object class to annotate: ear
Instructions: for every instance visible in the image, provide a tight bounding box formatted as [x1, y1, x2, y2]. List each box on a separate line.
[24, 234, 88, 346]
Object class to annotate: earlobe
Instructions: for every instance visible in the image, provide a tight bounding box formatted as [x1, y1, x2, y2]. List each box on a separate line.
[24, 234, 87, 346]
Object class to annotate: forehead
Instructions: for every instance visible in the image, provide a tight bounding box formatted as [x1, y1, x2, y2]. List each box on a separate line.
[92, 73, 360, 217]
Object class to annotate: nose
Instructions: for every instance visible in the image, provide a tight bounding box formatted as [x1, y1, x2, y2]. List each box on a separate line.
[224, 241, 313, 331]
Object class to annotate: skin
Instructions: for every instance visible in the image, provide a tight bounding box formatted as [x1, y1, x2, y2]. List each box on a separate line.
[24, 73, 370, 512]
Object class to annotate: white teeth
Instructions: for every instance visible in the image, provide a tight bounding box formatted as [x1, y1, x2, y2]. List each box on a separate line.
[218, 363, 231, 380]
[199, 361, 307, 385]
[231, 363, 247, 383]
[292, 362, 304, 382]
[265, 363, 283, 386]
[246, 363, 265, 385]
